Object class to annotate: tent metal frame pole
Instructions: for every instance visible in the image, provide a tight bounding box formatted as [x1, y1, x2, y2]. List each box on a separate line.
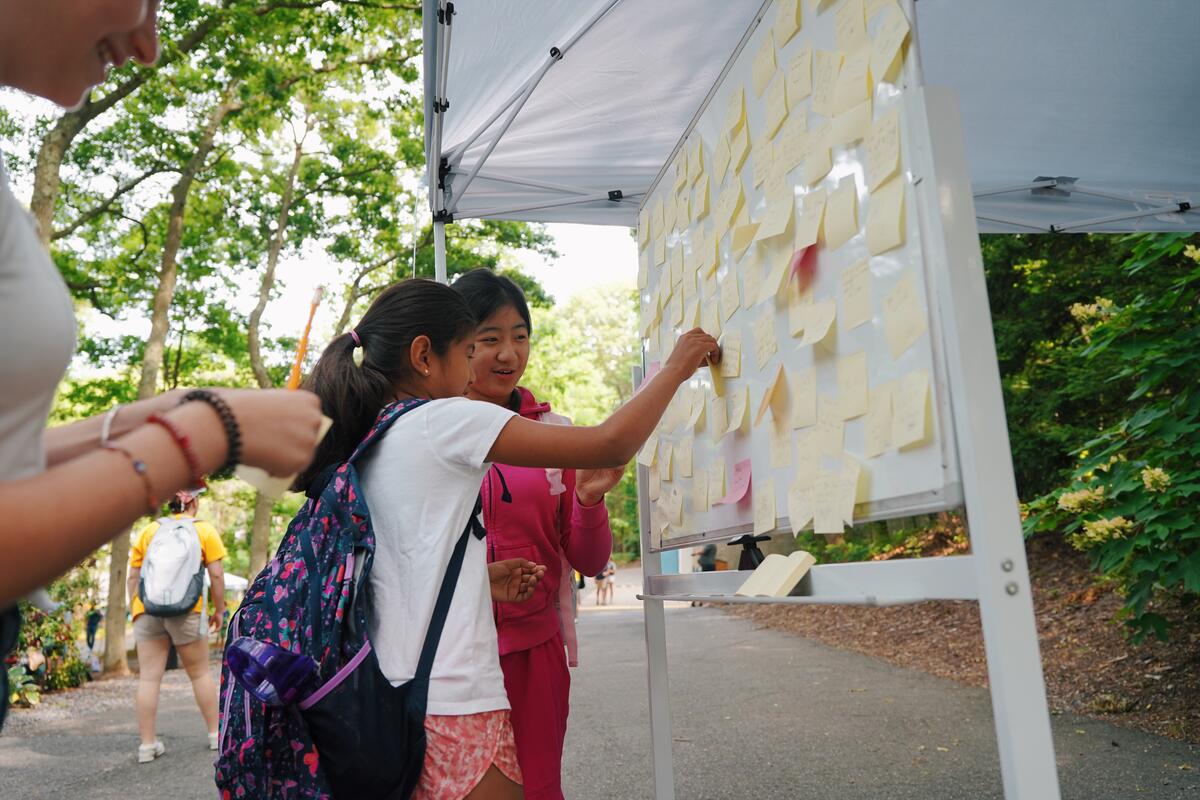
[447, 58, 555, 215]
[445, 0, 626, 166]
[1053, 204, 1194, 233]
[976, 214, 1052, 233]
[973, 180, 1058, 199]
[474, 170, 596, 196]
[459, 190, 645, 220]
[433, 221, 447, 284]
[427, 2, 446, 213]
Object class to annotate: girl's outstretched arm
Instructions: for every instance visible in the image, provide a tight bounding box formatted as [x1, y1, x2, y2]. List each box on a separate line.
[487, 328, 719, 470]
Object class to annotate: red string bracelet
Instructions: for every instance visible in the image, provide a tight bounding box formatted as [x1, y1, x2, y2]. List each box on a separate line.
[147, 413, 207, 489]
[102, 442, 159, 517]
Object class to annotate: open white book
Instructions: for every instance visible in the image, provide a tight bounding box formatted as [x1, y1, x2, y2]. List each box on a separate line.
[734, 550, 816, 598]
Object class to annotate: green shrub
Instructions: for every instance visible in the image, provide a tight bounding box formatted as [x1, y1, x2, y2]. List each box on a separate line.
[7, 665, 40, 708]
[1024, 234, 1200, 641]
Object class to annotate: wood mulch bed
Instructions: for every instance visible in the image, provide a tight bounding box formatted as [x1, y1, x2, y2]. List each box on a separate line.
[722, 532, 1200, 742]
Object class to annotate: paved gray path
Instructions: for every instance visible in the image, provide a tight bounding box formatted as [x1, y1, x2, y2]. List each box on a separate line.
[1, 564, 1195, 798]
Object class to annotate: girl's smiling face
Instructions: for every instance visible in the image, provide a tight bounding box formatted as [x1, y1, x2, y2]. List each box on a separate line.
[466, 305, 530, 406]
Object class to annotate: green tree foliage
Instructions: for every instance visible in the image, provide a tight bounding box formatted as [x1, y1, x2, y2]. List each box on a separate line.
[522, 284, 643, 554]
[1022, 234, 1200, 641]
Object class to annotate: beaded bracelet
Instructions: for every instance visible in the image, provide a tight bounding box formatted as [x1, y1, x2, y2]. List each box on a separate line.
[147, 413, 206, 489]
[180, 389, 241, 479]
[102, 442, 159, 517]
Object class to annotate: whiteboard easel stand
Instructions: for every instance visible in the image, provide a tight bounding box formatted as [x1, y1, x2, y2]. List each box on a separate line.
[636, 88, 1061, 798]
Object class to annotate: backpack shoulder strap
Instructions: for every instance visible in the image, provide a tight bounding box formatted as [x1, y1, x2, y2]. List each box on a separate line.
[413, 494, 485, 681]
[346, 398, 431, 465]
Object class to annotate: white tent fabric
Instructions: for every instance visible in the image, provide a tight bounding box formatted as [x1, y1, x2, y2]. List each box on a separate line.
[424, 0, 1199, 233]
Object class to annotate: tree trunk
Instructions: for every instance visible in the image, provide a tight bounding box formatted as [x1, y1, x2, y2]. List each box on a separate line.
[101, 536, 131, 675]
[247, 493, 275, 579]
[245, 133, 305, 570]
[29, 114, 87, 245]
[103, 90, 239, 675]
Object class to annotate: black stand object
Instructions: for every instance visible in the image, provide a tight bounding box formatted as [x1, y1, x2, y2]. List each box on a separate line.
[729, 534, 771, 570]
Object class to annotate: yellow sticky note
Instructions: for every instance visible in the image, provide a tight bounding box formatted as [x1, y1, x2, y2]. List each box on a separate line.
[653, 235, 666, 266]
[892, 369, 930, 449]
[833, 97, 872, 146]
[815, 396, 844, 455]
[754, 477, 777, 535]
[709, 392, 728, 434]
[664, 193, 678, 232]
[731, 124, 752, 173]
[755, 363, 788, 426]
[837, 351, 869, 419]
[787, 45, 813, 105]
[674, 152, 688, 194]
[840, 259, 872, 329]
[692, 471, 709, 513]
[798, 297, 837, 351]
[689, 138, 705, 185]
[837, 455, 863, 524]
[787, 479, 814, 533]
[811, 50, 843, 118]
[752, 38, 777, 97]
[708, 459, 726, 503]
[776, 0, 803, 45]
[718, 330, 741, 377]
[637, 251, 649, 290]
[741, 257, 764, 310]
[658, 439, 674, 481]
[638, 208, 651, 248]
[731, 222, 760, 258]
[718, 182, 746, 228]
[865, 109, 901, 190]
[713, 134, 732, 180]
[790, 366, 817, 428]
[669, 293, 684, 327]
[693, 177, 710, 221]
[753, 311, 778, 370]
[648, 468, 661, 502]
[882, 269, 928, 359]
[835, 0, 867, 50]
[788, 282, 814, 337]
[727, 384, 750, 436]
[795, 429, 818, 485]
[802, 123, 832, 185]
[668, 485, 684, 525]
[795, 187, 827, 249]
[647, 325, 661, 357]
[652, 198, 664, 231]
[832, 48, 871, 117]
[867, 176, 906, 255]
[764, 76, 789, 138]
[755, 189, 795, 243]
[683, 298, 700, 329]
[777, 117, 808, 171]
[762, 253, 792, 306]
[870, 2, 911, 84]
[863, 381, 894, 458]
[770, 416, 793, 469]
[822, 176, 859, 251]
[677, 436, 694, 478]
[725, 86, 746, 136]
[813, 468, 845, 534]
[637, 434, 659, 467]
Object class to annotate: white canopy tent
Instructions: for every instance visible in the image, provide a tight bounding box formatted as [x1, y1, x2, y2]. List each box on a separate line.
[423, 0, 1199, 261]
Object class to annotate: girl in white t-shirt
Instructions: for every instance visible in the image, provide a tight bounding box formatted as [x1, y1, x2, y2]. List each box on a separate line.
[298, 278, 718, 800]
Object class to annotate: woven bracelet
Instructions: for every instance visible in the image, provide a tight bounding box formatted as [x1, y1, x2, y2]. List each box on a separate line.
[102, 442, 158, 517]
[147, 413, 206, 489]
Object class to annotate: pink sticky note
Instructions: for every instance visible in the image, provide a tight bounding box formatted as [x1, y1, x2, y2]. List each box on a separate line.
[715, 458, 753, 505]
[635, 362, 662, 395]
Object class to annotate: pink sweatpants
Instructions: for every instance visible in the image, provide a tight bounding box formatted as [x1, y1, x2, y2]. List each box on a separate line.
[499, 633, 571, 800]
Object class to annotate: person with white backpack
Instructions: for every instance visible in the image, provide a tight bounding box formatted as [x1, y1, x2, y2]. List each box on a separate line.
[127, 488, 226, 763]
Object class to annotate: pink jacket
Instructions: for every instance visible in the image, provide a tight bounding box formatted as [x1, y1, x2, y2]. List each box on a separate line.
[482, 387, 614, 666]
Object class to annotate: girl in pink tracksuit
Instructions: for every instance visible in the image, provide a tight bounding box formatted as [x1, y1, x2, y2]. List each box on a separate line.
[455, 269, 623, 800]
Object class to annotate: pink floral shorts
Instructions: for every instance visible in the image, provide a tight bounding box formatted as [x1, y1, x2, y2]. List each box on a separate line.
[411, 709, 523, 800]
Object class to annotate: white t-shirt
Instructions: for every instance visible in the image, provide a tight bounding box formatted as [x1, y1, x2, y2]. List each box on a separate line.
[358, 396, 517, 715]
[0, 154, 76, 482]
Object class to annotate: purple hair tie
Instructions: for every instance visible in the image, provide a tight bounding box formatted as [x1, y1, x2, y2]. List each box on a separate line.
[349, 330, 362, 346]
[350, 330, 364, 366]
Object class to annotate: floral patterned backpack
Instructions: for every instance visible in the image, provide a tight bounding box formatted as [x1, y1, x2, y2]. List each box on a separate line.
[215, 398, 481, 799]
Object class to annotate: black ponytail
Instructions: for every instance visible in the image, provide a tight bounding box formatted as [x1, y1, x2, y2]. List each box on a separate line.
[295, 279, 477, 491]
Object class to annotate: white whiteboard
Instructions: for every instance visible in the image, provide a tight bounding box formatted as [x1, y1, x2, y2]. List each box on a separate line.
[635, 0, 963, 551]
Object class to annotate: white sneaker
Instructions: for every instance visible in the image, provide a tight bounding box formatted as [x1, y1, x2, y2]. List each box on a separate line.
[137, 740, 165, 764]
[209, 731, 219, 751]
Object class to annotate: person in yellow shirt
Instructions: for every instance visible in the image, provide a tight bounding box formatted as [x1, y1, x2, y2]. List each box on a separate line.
[127, 489, 226, 764]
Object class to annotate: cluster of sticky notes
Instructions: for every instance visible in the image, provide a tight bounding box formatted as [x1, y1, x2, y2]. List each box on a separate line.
[631, 0, 929, 543]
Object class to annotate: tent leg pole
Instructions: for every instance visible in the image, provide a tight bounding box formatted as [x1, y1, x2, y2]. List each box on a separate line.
[434, 221, 447, 284]
[633, 364, 675, 800]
